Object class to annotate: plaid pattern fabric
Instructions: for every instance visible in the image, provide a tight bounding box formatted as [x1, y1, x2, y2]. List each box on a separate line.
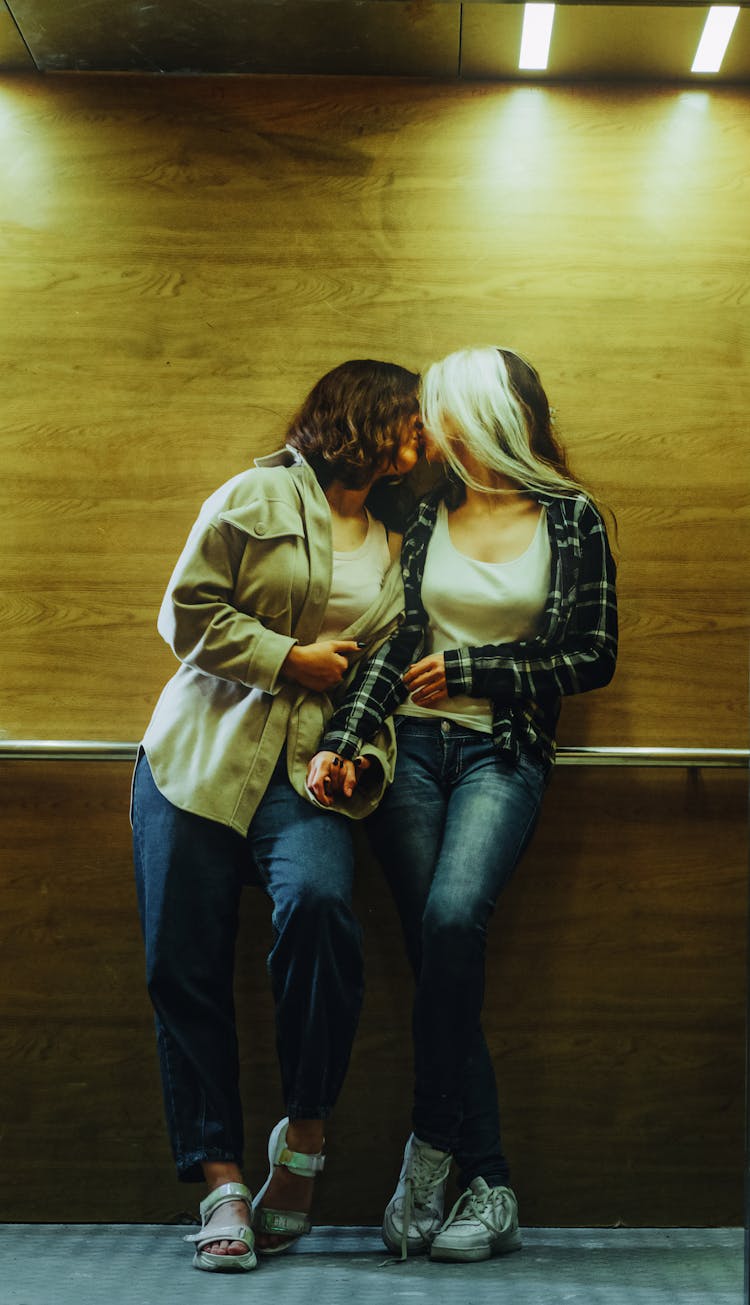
[322, 486, 618, 771]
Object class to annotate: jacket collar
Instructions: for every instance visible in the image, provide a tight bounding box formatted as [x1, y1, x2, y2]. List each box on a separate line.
[253, 444, 306, 470]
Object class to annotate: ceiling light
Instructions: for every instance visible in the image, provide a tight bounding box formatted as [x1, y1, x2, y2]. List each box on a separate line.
[692, 6, 740, 74]
[519, 4, 556, 72]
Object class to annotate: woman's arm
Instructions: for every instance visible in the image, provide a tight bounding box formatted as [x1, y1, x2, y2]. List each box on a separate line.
[159, 519, 294, 692]
[160, 518, 358, 694]
[320, 616, 423, 758]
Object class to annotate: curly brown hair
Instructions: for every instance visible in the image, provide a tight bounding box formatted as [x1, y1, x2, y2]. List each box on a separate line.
[286, 360, 420, 490]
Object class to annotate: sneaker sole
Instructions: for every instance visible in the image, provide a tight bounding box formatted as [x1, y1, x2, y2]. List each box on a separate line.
[381, 1223, 431, 1257]
[430, 1232, 523, 1263]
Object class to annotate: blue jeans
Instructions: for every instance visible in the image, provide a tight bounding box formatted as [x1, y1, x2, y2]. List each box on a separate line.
[367, 717, 547, 1189]
[132, 751, 363, 1182]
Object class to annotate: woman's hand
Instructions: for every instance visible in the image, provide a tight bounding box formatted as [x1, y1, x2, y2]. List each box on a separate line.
[403, 653, 447, 707]
[282, 640, 362, 693]
[307, 750, 370, 806]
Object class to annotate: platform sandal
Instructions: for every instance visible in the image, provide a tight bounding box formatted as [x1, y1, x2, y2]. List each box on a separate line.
[184, 1181, 257, 1273]
[252, 1116, 326, 1256]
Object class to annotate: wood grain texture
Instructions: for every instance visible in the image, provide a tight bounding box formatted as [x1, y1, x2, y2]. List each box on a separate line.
[1, 75, 748, 745]
[0, 74, 747, 1229]
[0, 762, 744, 1225]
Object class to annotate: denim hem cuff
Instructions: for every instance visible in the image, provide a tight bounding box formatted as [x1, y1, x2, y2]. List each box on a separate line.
[286, 1105, 333, 1121]
[412, 1127, 454, 1155]
[176, 1148, 244, 1184]
[458, 1169, 511, 1191]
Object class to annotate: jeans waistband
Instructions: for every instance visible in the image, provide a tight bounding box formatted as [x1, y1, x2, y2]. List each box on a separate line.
[395, 715, 492, 742]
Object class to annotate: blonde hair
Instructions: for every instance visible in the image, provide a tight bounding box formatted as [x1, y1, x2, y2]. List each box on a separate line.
[420, 347, 583, 499]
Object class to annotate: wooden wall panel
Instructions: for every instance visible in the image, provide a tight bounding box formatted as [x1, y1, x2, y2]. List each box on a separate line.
[0, 75, 748, 747]
[0, 74, 747, 1228]
[0, 761, 743, 1225]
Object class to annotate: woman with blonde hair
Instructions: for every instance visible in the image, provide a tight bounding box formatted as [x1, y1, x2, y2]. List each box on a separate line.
[132, 359, 422, 1272]
[308, 346, 617, 1264]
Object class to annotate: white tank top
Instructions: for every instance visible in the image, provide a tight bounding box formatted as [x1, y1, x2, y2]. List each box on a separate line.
[399, 501, 551, 732]
[318, 510, 392, 640]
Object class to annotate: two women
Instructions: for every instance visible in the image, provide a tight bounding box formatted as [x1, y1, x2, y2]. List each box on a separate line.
[308, 346, 618, 1262]
[132, 360, 421, 1271]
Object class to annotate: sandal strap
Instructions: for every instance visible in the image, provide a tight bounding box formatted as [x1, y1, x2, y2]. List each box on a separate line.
[185, 1221, 254, 1249]
[256, 1207, 311, 1237]
[275, 1142, 325, 1178]
[197, 1182, 253, 1223]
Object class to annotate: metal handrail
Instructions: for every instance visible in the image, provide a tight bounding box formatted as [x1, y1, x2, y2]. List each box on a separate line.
[0, 740, 747, 767]
[555, 747, 749, 768]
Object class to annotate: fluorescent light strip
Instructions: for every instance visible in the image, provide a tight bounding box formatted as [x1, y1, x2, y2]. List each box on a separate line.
[692, 6, 740, 73]
[519, 4, 556, 72]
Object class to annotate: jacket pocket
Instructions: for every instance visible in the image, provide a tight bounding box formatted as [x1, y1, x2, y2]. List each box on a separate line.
[218, 501, 307, 624]
[218, 499, 305, 542]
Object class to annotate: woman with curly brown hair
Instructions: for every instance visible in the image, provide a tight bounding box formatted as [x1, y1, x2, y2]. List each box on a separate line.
[132, 360, 421, 1272]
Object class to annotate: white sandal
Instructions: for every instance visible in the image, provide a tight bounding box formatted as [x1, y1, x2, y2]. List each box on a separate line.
[252, 1117, 325, 1256]
[184, 1181, 257, 1273]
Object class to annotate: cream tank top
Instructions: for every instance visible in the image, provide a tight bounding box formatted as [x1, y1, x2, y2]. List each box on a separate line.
[398, 501, 552, 732]
[317, 510, 392, 640]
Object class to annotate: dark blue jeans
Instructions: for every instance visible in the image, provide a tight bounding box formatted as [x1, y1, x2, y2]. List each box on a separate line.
[132, 751, 363, 1182]
[367, 717, 547, 1190]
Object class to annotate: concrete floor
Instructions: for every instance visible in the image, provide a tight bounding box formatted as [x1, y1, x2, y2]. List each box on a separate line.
[0, 1225, 743, 1305]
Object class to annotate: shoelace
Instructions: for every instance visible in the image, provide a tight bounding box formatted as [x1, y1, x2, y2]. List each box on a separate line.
[399, 1148, 451, 1261]
[439, 1184, 509, 1236]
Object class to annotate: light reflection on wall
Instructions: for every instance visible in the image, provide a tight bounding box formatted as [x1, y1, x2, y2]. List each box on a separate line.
[0, 83, 51, 232]
[636, 91, 714, 227]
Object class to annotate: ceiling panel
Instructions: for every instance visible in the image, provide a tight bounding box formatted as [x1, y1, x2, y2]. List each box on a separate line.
[719, 6, 750, 78]
[4, 0, 459, 75]
[0, 0, 33, 68]
[462, 5, 750, 81]
[1, 0, 748, 81]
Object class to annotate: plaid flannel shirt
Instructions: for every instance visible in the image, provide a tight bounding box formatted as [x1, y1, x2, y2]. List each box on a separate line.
[322, 486, 618, 772]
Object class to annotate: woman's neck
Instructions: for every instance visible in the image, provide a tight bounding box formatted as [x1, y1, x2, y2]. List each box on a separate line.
[324, 480, 370, 521]
[453, 449, 524, 502]
[459, 472, 530, 515]
[324, 479, 375, 552]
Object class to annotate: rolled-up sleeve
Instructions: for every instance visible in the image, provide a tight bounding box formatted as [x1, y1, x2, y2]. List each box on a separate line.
[322, 619, 423, 757]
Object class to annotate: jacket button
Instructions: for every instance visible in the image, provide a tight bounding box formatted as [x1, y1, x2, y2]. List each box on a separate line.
[254, 523, 266, 536]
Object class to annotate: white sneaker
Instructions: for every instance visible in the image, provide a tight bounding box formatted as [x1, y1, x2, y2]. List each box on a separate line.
[430, 1176, 522, 1262]
[382, 1133, 452, 1258]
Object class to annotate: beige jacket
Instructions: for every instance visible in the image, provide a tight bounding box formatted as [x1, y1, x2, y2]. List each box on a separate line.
[142, 449, 404, 834]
